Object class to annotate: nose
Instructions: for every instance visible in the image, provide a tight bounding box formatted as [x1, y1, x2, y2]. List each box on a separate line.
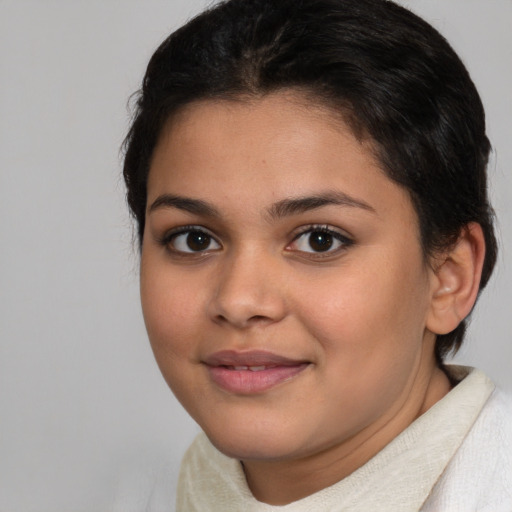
[207, 248, 287, 329]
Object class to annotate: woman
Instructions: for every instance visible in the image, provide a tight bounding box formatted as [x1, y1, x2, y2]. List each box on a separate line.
[123, 0, 512, 509]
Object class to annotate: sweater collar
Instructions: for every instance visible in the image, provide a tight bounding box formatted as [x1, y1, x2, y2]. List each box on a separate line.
[178, 366, 494, 511]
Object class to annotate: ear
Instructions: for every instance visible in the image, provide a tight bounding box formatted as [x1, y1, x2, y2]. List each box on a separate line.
[426, 222, 486, 335]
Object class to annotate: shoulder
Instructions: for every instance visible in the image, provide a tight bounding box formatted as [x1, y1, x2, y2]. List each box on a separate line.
[423, 387, 512, 511]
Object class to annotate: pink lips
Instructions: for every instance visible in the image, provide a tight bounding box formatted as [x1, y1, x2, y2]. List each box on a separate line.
[204, 350, 309, 394]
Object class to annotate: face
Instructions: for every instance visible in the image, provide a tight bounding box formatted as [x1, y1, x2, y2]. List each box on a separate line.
[141, 92, 439, 465]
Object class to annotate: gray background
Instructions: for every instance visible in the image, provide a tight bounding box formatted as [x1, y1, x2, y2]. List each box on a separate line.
[1, 1, 510, 510]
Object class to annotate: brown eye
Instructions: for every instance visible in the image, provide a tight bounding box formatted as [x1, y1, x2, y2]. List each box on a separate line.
[169, 229, 221, 253]
[308, 231, 334, 252]
[289, 226, 353, 254]
[186, 231, 212, 251]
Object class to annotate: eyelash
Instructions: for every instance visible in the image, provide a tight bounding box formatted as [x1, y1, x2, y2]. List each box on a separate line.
[158, 224, 354, 258]
[287, 225, 354, 257]
[158, 225, 221, 256]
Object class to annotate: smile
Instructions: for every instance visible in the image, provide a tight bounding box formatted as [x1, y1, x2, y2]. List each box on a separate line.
[204, 350, 310, 394]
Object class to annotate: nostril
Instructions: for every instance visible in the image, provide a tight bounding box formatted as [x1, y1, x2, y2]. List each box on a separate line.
[247, 315, 272, 325]
[215, 314, 273, 328]
[250, 315, 268, 321]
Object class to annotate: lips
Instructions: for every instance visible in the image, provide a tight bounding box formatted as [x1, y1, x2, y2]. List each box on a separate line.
[203, 350, 310, 394]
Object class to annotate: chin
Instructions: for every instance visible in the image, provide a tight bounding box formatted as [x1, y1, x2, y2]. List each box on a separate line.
[209, 435, 297, 462]
[201, 418, 305, 461]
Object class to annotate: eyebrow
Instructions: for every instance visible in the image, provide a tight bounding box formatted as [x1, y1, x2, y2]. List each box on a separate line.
[267, 191, 376, 219]
[147, 190, 376, 219]
[148, 194, 221, 217]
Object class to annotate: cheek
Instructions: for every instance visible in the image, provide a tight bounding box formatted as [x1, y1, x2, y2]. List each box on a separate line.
[140, 256, 202, 360]
[140, 260, 210, 407]
[297, 252, 430, 362]
[294, 263, 431, 429]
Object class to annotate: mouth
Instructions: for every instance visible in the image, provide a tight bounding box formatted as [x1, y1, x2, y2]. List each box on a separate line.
[203, 350, 310, 394]
[222, 365, 276, 371]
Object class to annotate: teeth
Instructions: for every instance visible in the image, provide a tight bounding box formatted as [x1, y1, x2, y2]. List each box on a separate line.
[231, 365, 267, 371]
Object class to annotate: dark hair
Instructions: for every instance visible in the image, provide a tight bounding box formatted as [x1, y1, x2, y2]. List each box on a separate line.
[123, 0, 497, 362]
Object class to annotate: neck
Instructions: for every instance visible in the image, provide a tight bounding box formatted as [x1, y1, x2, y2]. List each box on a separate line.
[242, 352, 452, 505]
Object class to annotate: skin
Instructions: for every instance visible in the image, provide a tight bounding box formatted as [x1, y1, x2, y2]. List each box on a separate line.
[140, 91, 453, 505]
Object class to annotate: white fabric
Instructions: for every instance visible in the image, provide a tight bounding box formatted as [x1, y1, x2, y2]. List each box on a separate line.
[176, 367, 512, 511]
[421, 388, 512, 511]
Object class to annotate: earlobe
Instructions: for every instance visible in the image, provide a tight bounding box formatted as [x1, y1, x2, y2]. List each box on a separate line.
[426, 222, 486, 335]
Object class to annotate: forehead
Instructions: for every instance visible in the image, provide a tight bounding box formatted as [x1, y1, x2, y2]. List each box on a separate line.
[147, 91, 415, 226]
[151, 93, 373, 180]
